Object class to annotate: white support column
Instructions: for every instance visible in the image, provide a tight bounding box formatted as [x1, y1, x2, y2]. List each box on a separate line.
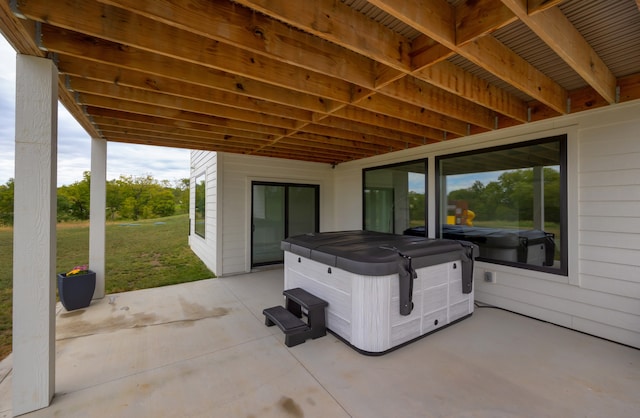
[89, 137, 107, 299]
[12, 54, 58, 416]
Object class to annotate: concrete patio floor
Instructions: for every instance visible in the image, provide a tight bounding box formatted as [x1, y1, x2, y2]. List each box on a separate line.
[1, 267, 638, 417]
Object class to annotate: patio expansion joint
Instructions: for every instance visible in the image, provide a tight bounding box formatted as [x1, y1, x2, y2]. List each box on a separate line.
[0, 369, 10, 387]
[216, 280, 353, 416]
[288, 350, 352, 417]
[0, 353, 13, 390]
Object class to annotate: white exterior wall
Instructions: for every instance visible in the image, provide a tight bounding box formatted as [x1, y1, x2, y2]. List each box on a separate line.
[333, 100, 640, 348]
[219, 153, 334, 275]
[189, 150, 220, 275]
[190, 152, 334, 276]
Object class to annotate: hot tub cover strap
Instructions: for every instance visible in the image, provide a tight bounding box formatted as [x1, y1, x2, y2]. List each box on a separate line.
[459, 241, 475, 294]
[397, 253, 417, 316]
[381, 246, 417, 316]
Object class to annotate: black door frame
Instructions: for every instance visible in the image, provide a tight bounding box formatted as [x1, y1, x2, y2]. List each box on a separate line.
[251, 181, 320, 267]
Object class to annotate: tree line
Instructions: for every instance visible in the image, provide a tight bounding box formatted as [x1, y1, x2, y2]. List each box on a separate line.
[447, 168, 561, 223]
[0, 172, 190, 226]
[404, 168, 561, 225]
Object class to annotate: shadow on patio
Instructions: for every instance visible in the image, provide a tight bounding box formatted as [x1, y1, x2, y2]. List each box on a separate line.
[1, 267, 638, 417]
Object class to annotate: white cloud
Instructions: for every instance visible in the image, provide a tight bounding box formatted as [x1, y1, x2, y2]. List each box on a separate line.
[0, 36, 16, 185]
[0, 36, 191, 187]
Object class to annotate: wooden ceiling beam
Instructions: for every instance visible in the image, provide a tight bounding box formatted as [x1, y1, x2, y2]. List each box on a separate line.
[367, 0, 568, 114]
[410, 39, 455, 69]
[380, 76, 497, 130]
[60, 50, 443, 150]
[299, 124, 408, 152]
[288, 133, 389, 155]
[455, 0, 517, 46]
[88, 107, 288, 137]
[97, 0, 377, 89]
[229, 0, 532, 133]
[93, 116, 277, 142]
[277, 136, 376, 158]
[83, 96, 299, 132]
[56, 55, 331, 115]
[527, 0, 564, 14]
[356, 95, 471, 137]
[105, 126, 365, 163]
[104, 128, 261, 149]
[98, 0, 490, 137]
[415, 60, 528, 122]
[251, 138, 370, 161]
[99, 127, 270, 150]
[17, 2, 355, 104]
[67, 76, 314, 123]
[316, 116, 433, 147]
[332, 107, 450, 142]
[456, 34, 568, 114]
[92, 103, 414, 154]
[107, 135, 257, 154]
[251, 148, 339, 164]
[95, 0, 492, 146]
[76, 87, 301, 131]
[368, 0, 457, 46]
[229, 0, 410, 71]
[500, 0, 617, 104]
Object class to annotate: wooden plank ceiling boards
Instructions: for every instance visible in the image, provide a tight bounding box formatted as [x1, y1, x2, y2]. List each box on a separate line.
[1, 0, 639, 165]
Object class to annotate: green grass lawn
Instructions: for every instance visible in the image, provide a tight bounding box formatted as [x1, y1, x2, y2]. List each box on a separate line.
[0, 214, 213, 360]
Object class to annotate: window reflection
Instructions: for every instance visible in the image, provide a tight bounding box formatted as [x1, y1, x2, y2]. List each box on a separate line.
[194, 174, 205, 238]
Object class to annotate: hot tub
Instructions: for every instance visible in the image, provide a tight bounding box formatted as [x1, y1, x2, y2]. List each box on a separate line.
[281, 231, 477, 354]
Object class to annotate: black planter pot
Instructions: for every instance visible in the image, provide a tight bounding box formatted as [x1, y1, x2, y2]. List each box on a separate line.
[57, 270, 96, 311]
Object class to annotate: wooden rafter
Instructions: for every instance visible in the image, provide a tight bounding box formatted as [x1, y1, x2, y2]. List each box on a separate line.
[367, 0, 568, 113]
[229, 0, 529, 126]
[500, 0, 617, 104]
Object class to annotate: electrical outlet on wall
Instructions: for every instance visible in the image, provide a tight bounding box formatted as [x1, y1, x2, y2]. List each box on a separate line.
[484, 271, 497, 283]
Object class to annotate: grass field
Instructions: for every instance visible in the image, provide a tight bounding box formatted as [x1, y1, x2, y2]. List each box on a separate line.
[0, 214, 213, 360]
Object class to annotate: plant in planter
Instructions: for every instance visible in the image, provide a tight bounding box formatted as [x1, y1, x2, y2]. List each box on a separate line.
[57, 264, 96, 311]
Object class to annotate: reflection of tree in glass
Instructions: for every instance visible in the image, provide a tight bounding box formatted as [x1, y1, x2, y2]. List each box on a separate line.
[194, 175, 206, 237]
[448, 168, 560, 224]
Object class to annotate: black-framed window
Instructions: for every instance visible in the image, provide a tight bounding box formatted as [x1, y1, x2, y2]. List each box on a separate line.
[194, 173, 206, 238]
[436, 135, 567, 275]
[363, 159, 427, 235]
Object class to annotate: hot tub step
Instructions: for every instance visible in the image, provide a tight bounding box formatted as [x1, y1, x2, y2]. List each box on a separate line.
[263, 305, 309, 334]
[263, 288, 328, 347]
[283, 287, 328, 311]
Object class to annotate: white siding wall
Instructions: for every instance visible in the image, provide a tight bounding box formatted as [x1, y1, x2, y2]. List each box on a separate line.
[218, 153, 334, 275]
[333, 101, 640, 348]
[189, 150, 219, 275]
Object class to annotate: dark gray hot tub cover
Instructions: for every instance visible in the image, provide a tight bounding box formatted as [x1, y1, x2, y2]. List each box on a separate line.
[282, 231, 478, 316]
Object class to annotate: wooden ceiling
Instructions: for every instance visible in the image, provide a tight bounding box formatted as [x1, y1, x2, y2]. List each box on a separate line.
[2, 0, 640, 165]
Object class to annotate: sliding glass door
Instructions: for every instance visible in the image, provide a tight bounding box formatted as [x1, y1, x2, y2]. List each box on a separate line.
[251, 182, 319, 266]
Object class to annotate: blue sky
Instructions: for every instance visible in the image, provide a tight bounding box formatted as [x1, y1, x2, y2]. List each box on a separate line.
[0, 36, 191, 187]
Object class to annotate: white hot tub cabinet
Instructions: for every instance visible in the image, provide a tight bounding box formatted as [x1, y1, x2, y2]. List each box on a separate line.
[281, 231, 477, 354]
